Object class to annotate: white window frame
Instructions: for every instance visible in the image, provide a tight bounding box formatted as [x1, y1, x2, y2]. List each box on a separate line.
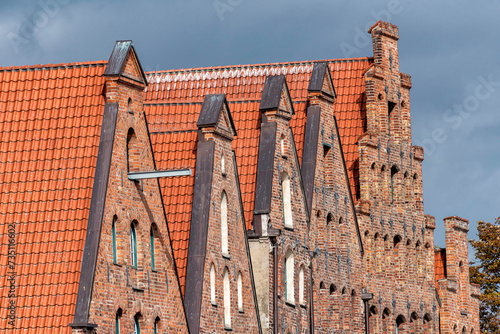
[299, 265, 304, 305]
[221, 191, 229, 255]
[223, 268, 231, 328]
[285, 249, 294, 303]
[237, 272, 243, 311]
[210, 264, 216, 305]
[281, 172, 293, 229]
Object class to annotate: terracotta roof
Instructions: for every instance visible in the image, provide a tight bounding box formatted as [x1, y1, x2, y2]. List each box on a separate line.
[145, 58, 371, 292]
[150, 130, 198, 294]
[434, 248, 447, 288]
[0, 61, 106, 332]
[145, 56, 371, 224]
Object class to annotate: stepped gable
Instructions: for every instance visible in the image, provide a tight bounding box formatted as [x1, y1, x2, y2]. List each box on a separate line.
[0, 61, 107, 333]
[145, 57, 371, 230]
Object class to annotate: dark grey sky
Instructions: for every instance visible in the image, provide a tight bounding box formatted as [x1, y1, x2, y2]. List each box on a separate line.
[1, 0, 499, 256]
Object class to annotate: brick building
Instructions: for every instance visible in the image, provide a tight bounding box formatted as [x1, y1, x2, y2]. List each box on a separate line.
[0, 21, 479, 333]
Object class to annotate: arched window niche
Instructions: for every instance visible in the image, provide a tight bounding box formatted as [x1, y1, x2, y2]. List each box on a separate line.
[130, 221, 138, 268]
[210, 264, 216, 305]
[221, 191, 229, 256]
[281, 172, 293, 229]
[223, 267, 231, 329]
[285, 249, 294, 303]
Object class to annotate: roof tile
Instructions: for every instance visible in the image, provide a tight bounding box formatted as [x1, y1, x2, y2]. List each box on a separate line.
[0, 61, 106, 333]
[145, 57, 371, 282]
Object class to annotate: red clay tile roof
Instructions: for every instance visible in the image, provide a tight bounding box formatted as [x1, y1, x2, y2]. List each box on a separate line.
[0, 61, 106, 333]
[150, 130, 198, 294]
[145, 57, 371, 289]
[434, 248, 447, 288]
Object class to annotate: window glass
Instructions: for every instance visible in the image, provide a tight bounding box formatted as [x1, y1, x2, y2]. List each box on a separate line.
[223, 268, 231, 328]
[150, 227, 155, 270]
[221, 192, 228, 254]
[130, 223, 137, 268]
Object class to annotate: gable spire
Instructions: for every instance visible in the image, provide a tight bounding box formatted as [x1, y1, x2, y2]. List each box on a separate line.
[259, 75, 295, 119]
[197, 94, 237, 140]
[104, 40, 148, 87]
[308, 62, 336, 101]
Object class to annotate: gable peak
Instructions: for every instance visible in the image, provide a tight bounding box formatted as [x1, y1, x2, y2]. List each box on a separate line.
[308, 62, 336, 100]
[104, 40, 148, 86]
[197, 94, 237, 139]
[259, 75, 295, 118]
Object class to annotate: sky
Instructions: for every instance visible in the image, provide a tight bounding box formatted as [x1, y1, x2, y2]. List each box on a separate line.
[1, 0, 499, 257]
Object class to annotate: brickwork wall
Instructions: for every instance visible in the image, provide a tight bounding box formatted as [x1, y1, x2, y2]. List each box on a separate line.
[82, 52, 189, 334]
[308, 93, 365, 333]
[250, 107, 312, 334]
[438, 216, 480, 334]
[196, 123, 260, 333]
[354, 22, 438, 333]
[267, 113, 311, 334]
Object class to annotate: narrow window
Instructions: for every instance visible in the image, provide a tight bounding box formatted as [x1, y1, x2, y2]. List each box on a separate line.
[112, 216, 117, 264]
[280, 134, 285, 156]
[388, 101, 396, 134]
[210, 264, 216, 305]
[221, 153, 226, 175]
[134, 315, 140, 334]
[223, 268, 231, 328]
[150, 226, 155, 271]
[127, 128, 140, 174]
[391, 166, 398, 204]
[396, 315, 405, 334]
[130, 222, 138, 268]
[285, 249, 294, 303]
[115, 309, 122, 334]
[128, 97, 133, 114]
[221, 191, 228, 255]
[237, 272, 243, 311]
[154, 317, 159, 334]
[404, 171, 410, 203]
[394, 235, 402, 248]
[299, 266, 304, 305]
[281, 172, 293, 229]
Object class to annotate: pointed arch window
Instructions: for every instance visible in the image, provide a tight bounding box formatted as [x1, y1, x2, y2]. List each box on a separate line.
[299, 265, 305, 305]
[150, 226, 156, 271]
[221, 153, 226, 176]
[133, 314, 140, 334]
[115, 309, 122, 334]
[396, 315, 405, 334]
[221, 191, 229, 255]
[281, 172, 293, 229]
[391, 165, 399, 204]
[154, 317, 159, 334]
[223, 268, 231, 328]
[127, 128, 140, 174]
[130, 222, 138, 268]
[237, 271, 243, 312]
[210, 264, 216, 305]
[285, 249, 294, 303]
[112, 216, 118, 264]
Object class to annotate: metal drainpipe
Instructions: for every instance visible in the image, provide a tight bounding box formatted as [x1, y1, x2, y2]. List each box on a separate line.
[362, 291, 374, 334]
[272, 237, 278, 334]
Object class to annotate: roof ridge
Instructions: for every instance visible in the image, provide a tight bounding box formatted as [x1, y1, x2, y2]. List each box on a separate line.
[145, 57, 374, 76]
[0, 60, 107, 72]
